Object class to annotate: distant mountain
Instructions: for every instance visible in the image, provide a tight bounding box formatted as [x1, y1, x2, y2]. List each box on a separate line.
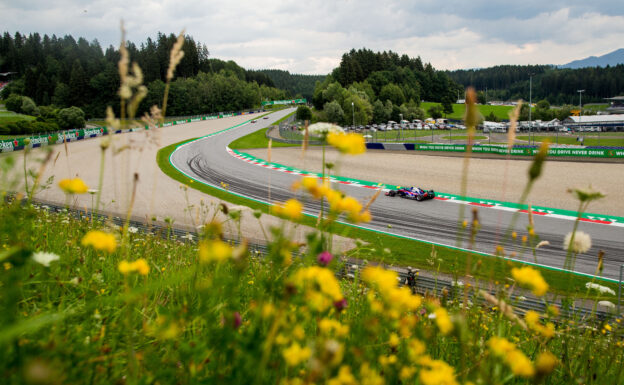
[559, 48, 624, 69]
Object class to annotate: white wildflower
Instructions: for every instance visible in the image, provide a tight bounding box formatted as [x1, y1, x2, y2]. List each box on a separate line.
[70, 277, 79, 285]
[308, 122, 344, 136]
[128, 226, 139, 234]
[427, 313, 437, 320]
[585, 282, 616, 295]
[32, 251, 60, 267]
[598, 300, 615, 309]
[563, 231, 591, 254]
[181, 233, 195, 241]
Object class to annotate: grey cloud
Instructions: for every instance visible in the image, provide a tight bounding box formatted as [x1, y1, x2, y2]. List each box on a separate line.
[1, 0, 623, 73]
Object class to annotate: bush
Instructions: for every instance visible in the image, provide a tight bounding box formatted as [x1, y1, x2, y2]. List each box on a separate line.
[57, 106, 86, 129]
[4, 94, 23, 113]
[20, 96, 39, 116]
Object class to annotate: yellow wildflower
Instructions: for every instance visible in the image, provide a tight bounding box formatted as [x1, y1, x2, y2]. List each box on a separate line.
[328, 365, 357, 385]
[327, 132, 366, 155]
[118, 260, 132, 274]
[118, 259, 150, 275]
[272, 198, 303, 221]
[487, 336, 515, 356]
[388, 333, 400, 348]
[359, 363, 384, 385]
[362, 266, 422, 316]
[535, 351, 558, 375]
[511, 266, 549, 296]
[488, 337, 535, 378]
[507, 350, 535, 378]
[59, 178, 89, 194]
[408, 339, 426, 361]
[399, 366, 416, 381]
[292, 325, 305, 341]
[198, 239, 232, 263]
[434, 308, 453, 335]
[81, 230, 117, 253]
[524, 310, 540, 325]
[292, 266, 344, 312]
[319, 318, 349, 337]
[418, 355, 459, 385]
[282, 342, 311, 367]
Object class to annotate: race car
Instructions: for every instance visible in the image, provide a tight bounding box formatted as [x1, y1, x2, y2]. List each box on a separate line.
[385, 186, 435, 201]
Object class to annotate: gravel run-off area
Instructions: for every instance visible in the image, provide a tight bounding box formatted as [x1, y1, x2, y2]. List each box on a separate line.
[2, 116, 354, 251]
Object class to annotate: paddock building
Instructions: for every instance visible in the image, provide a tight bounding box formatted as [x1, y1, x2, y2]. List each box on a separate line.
[563, 114, 624, 131]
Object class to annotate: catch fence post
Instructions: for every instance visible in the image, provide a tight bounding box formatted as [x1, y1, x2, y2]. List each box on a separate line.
[618, 264, 624, 314]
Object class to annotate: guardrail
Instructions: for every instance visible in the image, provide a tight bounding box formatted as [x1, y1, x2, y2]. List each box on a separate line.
[0, 109, 265, 153]
[263, 116, 324, 145]
[364, 143, 624, 158]
[28, 198, 621, 321]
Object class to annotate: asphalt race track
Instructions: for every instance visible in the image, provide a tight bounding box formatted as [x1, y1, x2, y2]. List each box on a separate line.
[171, 108, 624, 280]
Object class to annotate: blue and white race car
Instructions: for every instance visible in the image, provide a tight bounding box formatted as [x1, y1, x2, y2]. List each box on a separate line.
[385, 186, 435, 201]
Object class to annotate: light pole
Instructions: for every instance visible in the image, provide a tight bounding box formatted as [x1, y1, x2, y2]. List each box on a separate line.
[399, 113, 403, 142]
[351, 102, 355, 128]
[577, 89, 585, 143]
[529, 74, 533, 146]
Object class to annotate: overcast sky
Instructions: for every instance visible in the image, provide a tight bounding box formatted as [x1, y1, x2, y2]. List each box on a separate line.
[2, 0, 623, 74]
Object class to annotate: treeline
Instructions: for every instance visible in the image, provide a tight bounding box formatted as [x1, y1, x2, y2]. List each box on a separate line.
[447, 64, 624, 105]
[0, 31, 287, 118]
[258, 69, 326, 100]
[311, 48, 462, 125]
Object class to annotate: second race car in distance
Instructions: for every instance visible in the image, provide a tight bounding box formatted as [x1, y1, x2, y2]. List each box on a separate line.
[385, 186, 435, 201]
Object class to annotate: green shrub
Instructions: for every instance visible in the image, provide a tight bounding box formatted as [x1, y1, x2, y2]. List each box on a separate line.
[4, 94, 23, 113]
[20, 96, 39, 116]
[57, 106, 85, 129]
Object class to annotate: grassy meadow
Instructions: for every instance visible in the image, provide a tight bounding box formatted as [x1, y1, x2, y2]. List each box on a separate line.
[420, 102, 514, 121]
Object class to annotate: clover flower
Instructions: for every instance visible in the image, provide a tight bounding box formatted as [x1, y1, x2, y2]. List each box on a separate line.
[585, 282, 615, 295]
[308, 122, 344, 137]
[317, 251, 333, 266]
[32, 251, 60, 267]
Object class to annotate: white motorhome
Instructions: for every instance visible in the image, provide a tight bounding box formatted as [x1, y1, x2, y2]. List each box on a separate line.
[482, 121, 506, 133]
